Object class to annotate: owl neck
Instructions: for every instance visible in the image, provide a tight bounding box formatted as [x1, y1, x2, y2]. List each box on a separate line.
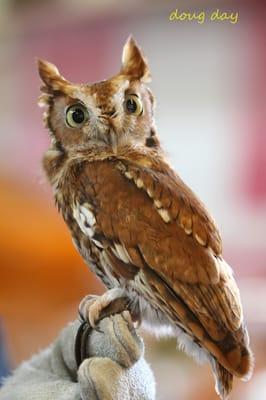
[43, 140, 169, 192]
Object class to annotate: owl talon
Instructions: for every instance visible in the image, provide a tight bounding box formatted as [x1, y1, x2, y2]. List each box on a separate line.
[79, 288, 126, 328]
[78, 295, 102, 328]
[78, 295, 98, 324]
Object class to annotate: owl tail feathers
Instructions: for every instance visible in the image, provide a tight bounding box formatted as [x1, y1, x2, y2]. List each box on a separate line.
[211, 337, 254, 399]
[211, 359, 233, 400]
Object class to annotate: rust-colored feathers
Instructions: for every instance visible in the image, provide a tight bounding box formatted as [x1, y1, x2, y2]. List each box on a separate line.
[38, 36, 253, 399]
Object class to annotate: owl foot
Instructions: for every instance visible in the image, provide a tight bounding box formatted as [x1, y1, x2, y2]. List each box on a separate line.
[79, 288, 128, 328]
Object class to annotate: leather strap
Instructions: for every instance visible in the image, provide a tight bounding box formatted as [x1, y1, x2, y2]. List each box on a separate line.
[75, 320, 92, 369]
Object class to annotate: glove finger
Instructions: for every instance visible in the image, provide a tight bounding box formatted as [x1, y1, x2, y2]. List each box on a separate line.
[98, 313, 143, 368]
[78, 357, 127, 400]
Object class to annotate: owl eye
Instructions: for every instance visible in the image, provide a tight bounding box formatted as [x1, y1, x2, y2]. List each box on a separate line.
[124, 94, 143, 116]
[65, 104, 89, 128]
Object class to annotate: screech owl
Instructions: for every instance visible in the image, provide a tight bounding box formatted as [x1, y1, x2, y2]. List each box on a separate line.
[37, 36, 253, 399]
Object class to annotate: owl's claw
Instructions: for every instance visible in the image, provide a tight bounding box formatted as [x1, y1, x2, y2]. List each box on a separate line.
[78, 288, 128, 328]
[79, 294, 103, 328]
[78, 295, 97, 322]
[87, 297, 107, 328]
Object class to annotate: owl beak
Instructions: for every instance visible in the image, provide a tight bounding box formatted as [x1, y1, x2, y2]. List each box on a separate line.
[99, 109, 118, 119]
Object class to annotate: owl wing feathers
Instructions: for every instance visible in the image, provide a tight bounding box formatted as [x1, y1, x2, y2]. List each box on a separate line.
[118, 160, 223, 256]
[74, 159, 252, 378]
[87, 159, 223, 286]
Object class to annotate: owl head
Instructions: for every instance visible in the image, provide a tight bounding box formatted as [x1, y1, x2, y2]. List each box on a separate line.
[38, 36, 159, 154]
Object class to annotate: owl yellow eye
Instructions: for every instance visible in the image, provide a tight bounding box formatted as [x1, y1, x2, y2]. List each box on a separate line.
[65, 104, 89, 128]
[124, 94, 143, 116]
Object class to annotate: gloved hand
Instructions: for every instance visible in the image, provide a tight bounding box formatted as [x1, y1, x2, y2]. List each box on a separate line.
[0, 311, 155, 400]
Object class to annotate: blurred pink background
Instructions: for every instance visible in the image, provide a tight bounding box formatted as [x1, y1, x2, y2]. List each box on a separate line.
[0, 1, 265, 399]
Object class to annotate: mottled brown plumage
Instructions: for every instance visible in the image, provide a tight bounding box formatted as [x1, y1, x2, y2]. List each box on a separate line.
[37, 36, 253, 399]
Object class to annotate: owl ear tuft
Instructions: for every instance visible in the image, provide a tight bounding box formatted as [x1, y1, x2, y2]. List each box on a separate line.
[121, 36, 151, 83]
[37, 59, 69, 92]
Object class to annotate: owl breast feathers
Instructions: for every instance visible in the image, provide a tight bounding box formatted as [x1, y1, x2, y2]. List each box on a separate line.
[38, 36, 253, 399]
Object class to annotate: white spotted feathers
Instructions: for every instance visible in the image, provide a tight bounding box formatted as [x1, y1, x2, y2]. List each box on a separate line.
[73, 203, 96, 238]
